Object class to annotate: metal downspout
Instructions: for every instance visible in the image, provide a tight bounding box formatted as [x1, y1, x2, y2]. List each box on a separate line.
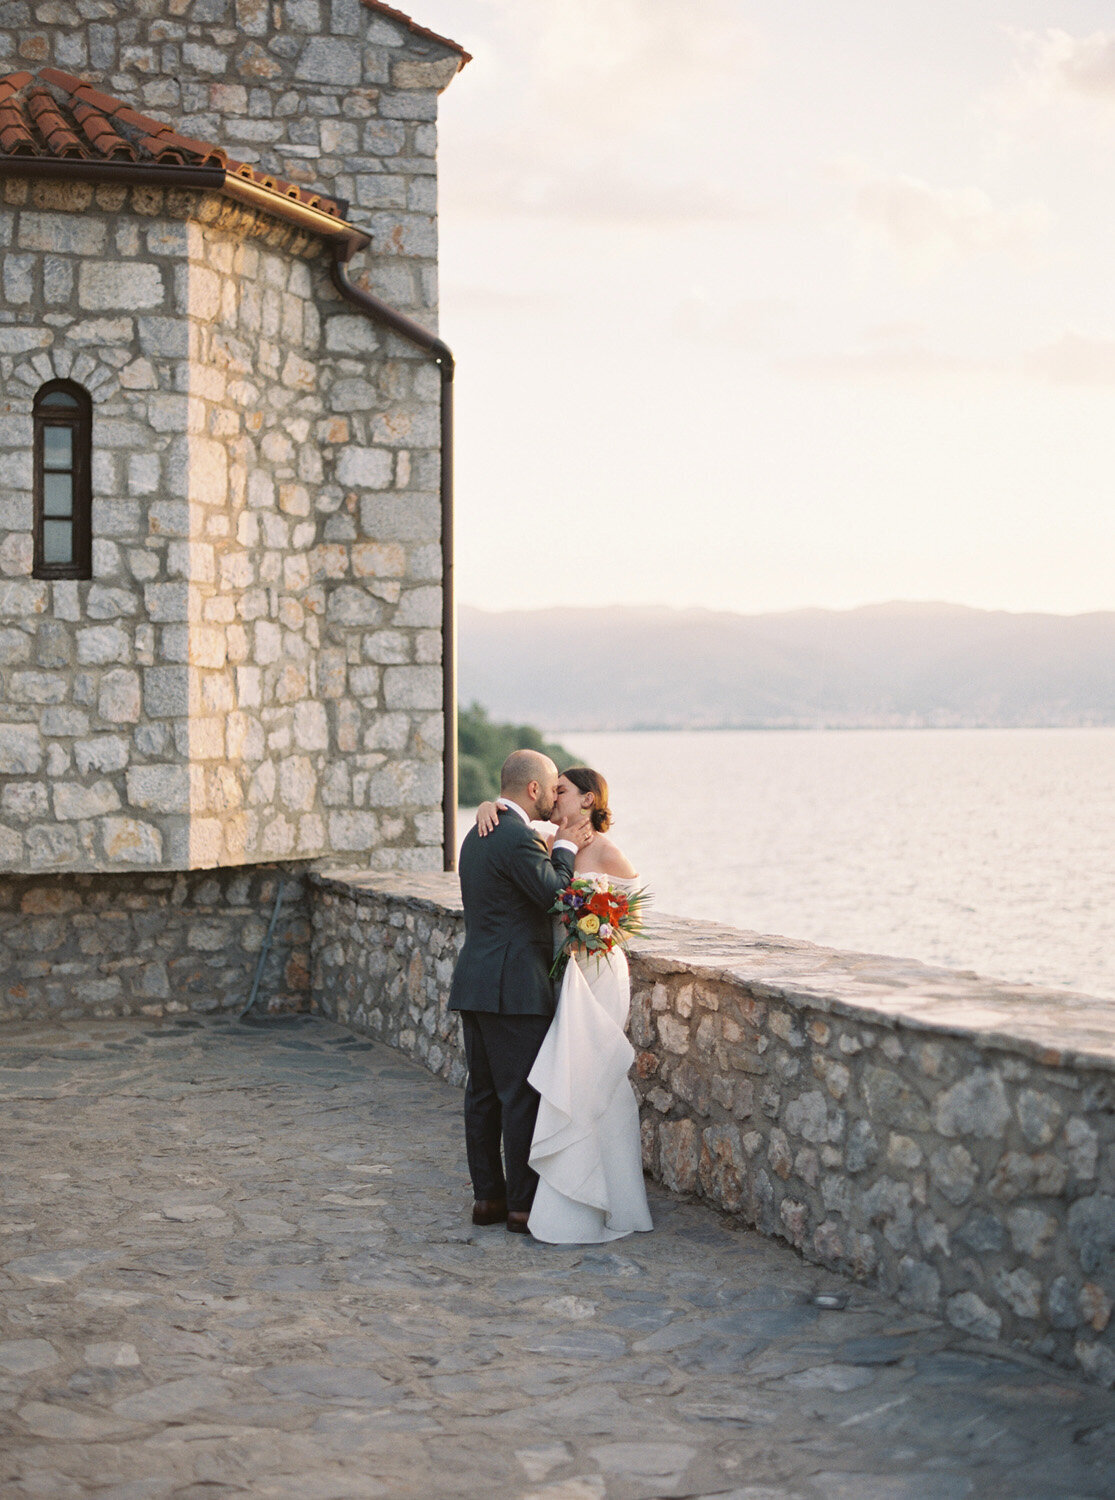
[329, 245, 458, 872]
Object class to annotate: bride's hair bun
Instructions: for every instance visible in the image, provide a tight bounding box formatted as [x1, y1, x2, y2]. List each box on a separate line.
[563, 766, 611, 833]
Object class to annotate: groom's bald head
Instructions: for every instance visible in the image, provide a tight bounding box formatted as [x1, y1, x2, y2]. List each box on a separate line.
[501, 749, 557, 797]
[500, 750, 560, 820]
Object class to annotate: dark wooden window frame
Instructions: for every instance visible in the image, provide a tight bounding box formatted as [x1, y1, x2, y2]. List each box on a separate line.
[32, 379, 92, 581]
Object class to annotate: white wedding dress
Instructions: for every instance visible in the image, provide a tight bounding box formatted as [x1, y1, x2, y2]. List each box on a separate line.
[527, 873, 653, 1244]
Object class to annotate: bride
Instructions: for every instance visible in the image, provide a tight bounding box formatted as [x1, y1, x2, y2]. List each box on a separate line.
[476, 767, 653, 1244]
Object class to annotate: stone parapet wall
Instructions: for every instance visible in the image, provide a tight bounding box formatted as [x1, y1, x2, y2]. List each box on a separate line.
[310, 870, 1115, 1388]
[0, 863, 310, 1020]
[312, 866, 464, 1082]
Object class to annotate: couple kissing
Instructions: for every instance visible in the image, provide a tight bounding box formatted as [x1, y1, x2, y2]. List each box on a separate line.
[448, 749, 652, 1243]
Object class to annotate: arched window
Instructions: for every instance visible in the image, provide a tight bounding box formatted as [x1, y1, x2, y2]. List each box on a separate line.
[33, 380, 92, 580]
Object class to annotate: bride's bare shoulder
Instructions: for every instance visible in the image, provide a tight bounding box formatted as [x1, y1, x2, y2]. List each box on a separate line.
[579, 833, 637, 879]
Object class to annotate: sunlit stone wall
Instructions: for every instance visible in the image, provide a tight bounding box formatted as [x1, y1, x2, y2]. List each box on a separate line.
[311, 870, 1115, 1389]
[0, 186, 442, 871]
[0, 3, 462, 873]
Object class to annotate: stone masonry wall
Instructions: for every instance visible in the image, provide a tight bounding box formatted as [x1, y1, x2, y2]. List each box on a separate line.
[311, 871, 1115, 1389]
[0, 863, 311, 1019]
[0, 0, 458, 874]
[0, 0, 460, 325]
[1, 182, 442, 872]
[180, 199, 444, 872]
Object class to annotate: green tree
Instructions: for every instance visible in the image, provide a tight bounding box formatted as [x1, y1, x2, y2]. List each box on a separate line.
[457, 702, 578, 805]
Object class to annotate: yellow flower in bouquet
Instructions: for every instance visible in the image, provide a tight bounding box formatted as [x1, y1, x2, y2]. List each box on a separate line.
[550, 877, 651, 978]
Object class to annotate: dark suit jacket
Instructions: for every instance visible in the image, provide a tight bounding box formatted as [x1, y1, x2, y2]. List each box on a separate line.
[448, 809, 576, 1016]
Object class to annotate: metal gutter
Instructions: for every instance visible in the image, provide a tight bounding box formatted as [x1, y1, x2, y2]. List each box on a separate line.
[0, 157, 225, 189]
[220, 172, 369, 258]
[0, 157, 371, 256]
[329, 243, 458, 873]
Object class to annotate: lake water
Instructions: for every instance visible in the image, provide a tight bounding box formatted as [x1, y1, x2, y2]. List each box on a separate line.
[468, 728, 1115, 1001]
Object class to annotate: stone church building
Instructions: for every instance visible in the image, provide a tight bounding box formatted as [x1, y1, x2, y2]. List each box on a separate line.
[0, 2, 468, 1015]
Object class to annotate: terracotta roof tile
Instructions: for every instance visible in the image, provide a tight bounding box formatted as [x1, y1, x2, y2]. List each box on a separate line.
[66, 80, 127, 116]
[148, 129, 226, 166]
[0, 68, 358, 238]
[0, 71, 33, 98]
[0, 74, 37, 157]
[360, 1, 471, 64]
[71, 100, 135, 160]
[26, 85, 85, 158]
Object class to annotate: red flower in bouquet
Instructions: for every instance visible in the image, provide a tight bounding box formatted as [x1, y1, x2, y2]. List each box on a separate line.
[549, 876, 649, 979]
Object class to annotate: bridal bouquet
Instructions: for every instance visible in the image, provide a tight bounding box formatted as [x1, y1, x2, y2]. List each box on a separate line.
[549, 876, 649, 979]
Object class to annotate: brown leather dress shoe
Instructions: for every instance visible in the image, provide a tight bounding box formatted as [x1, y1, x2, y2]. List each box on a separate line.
[506, 1211, 531, 1234]
[472, 1198, 508, 1226]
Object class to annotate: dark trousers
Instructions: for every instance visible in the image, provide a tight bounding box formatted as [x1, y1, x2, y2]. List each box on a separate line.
[460, 1010, 552, 1214]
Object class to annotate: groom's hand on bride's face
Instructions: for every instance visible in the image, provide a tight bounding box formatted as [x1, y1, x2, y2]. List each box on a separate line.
[556, 811, 594, 848]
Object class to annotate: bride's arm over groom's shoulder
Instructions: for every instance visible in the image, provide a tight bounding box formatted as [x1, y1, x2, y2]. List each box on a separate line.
[475, 800, 502, 836]
[476, 798, 556, 849]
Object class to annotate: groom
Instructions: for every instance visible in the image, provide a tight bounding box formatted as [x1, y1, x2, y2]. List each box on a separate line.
[449, 749, 592, 1233]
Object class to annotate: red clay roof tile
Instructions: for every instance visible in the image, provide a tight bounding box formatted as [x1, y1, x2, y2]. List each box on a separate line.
[0, 89, 36, 156]
[26, 86, 85, 158]
[60, 80, 123, 116]
[0, 67, 353, 230]
[71, 101, 136, 161]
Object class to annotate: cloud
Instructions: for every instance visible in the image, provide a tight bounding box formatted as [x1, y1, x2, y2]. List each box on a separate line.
[669, 293, 792, 348]
[1025, 333, 1115, 384]
[782, 346, 1000, 382]
[846, 165, 1049, 278]
[436, 0, 760, 228]
[444, 151, 739, 227]
[994, 28, 1115, 141]
[440, 284, 562, 317]
[501, 0, 760, 134]
[862, 321, 931, 347]
[783, 330, 1115, 386]
[783, 321, 1004, 383]
[1015, 28, 1115, 102]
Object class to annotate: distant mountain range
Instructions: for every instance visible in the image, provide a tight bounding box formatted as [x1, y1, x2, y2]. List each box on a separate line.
[458, 602, 1115, 731]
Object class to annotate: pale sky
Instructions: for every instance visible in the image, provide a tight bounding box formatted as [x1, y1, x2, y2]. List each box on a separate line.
[413, 0, 1115, 615]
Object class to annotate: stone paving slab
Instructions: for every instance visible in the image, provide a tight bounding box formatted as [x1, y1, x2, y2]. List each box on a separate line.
[0, 1016, 1113, 1499]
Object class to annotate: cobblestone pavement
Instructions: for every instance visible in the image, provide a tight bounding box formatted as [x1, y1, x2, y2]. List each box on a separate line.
[1, 1017, 1114, 1499]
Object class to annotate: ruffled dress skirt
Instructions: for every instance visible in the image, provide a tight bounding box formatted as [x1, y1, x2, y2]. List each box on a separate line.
[527, 944, 653, 1244]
